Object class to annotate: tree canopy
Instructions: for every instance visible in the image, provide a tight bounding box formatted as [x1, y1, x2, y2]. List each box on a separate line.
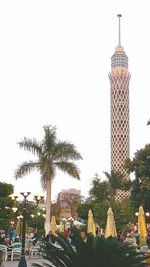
[0, 182, 14, 230]
[125, 144, 150, 210]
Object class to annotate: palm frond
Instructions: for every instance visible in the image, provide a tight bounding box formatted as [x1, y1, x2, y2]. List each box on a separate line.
[40, 173, 48, 191]
[55, 161, 80, 180]
[18, 138, 42, 156]
[32, 231, 148, 267]
[39, 158, 56, 189]
[40, 235, 78, 267]
[103, 171, 111, 180]
[42, 125, 57, 155]
[14, 161, 39, 179]
[147, 119, 150, 125]
[53, 142, 82, 161]
[40, 167, 56, 190]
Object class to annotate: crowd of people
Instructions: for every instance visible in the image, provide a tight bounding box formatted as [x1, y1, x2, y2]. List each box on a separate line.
[43, 226, 150, 250]
[1, 225, 150, 253]
[117, 229, 150, 248]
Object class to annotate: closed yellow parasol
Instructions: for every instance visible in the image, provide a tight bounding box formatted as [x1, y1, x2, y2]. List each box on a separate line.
[16, 219, 28, 237]
[138, 205, 147, 238]
[16, 220, 22, 236]
[50, 215, 56, 234]
[87, 209, 96, 236]
[105, 207, 117, 238]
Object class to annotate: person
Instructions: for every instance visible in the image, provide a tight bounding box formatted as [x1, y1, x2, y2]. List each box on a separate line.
[117, 231, 125, 245]
[124, 232, 137, 247]
[147, 231, 150, 248]
[63, 229, 69, 237]
[3, 235, 13, 259]
[3, 236, 12, 247]
[10, 230, 17, 242]
[44, 231, 55, 244]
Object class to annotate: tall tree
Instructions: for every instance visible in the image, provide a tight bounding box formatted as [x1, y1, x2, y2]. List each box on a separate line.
[103, 170, 125, 197]
[14, 125, 82, 234]
[77, 200, 134, 231]
[125, 144, 150, 210]
[125, 144, 150, 178]
[89, 174, 111, 202]
[0, 182, 14, 230]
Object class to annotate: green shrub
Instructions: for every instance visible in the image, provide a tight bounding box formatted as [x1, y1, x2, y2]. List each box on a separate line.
[0, 182, 14, 230]
[32, 228, 148, 267]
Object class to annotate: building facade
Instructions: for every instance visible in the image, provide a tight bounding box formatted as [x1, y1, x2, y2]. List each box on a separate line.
[58, 188, 81, 218]
[109, 15, 130, 199]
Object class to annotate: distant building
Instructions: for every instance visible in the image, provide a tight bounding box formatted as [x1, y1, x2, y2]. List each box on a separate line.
[58, 188, 81, 218]
[109, 15, 130, 199]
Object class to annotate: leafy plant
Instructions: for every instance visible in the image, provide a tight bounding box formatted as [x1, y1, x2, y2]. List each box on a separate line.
[0, 182, 14, 230]
[32, 229, 147, 267]
[0, 182, 14, 197]
[125, 144, 150, 210]
[77, 200, 134, 230]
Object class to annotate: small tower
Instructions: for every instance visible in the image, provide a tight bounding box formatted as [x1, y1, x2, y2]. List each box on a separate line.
[109, 15, 130, 199]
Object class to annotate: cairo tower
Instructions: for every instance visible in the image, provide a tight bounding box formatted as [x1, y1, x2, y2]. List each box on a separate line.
[109, 15, 130, 199]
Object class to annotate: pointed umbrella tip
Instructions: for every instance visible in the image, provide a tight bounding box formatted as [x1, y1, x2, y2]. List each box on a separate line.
[139, 205, 145, 214]
[107, 207, 113, 215]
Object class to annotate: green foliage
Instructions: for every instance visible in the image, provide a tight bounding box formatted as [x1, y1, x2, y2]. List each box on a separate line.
[89, 172, 130, 203]
[125, 144, 150, 210]
[130, 177, 150, 210]
[77, 200, 134, 231]
[13, 201, 45, 235]
[28, 216, 45, 233]
[32, 230, 147, 267]
[77, 202, 94, 220]
[125, 144, 150, 178]
[17, 201, 38, 220]
[14, 125, 82, 228]
[89, 174, 111, 202]
[0, 197, 14, 209]
[0, 182, 14, 230]
[15, 125, 82, 189]
[0, 182, 14, 197]
[104, 170, 124, 191]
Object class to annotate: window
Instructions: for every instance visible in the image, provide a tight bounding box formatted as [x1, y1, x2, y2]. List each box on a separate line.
[111, 54, 128, 68]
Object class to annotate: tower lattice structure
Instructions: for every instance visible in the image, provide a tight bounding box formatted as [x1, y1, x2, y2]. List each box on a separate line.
[109, 15, 130, 200]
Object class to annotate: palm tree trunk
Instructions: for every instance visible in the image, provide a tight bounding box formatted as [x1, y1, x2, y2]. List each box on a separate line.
[45, 180, 51, 235]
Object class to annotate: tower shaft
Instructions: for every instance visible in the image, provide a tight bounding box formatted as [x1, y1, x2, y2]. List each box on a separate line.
[110, 68, 130, 177]
[109, 15, 130, 199]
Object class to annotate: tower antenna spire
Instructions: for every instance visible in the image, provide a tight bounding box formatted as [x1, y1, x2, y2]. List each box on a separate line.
[117, 14, 122, 46]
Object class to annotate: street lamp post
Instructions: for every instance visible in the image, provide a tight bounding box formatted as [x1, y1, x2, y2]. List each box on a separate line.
[18, 192, 31, 267]
[11, 193, 44, 267]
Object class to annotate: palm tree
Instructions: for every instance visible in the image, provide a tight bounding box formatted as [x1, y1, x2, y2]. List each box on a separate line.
[14, 125, 82, 234]
[103, 170, 124, 197]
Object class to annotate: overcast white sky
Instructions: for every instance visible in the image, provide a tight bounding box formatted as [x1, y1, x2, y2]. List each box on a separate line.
[0, 0, 150, 201]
